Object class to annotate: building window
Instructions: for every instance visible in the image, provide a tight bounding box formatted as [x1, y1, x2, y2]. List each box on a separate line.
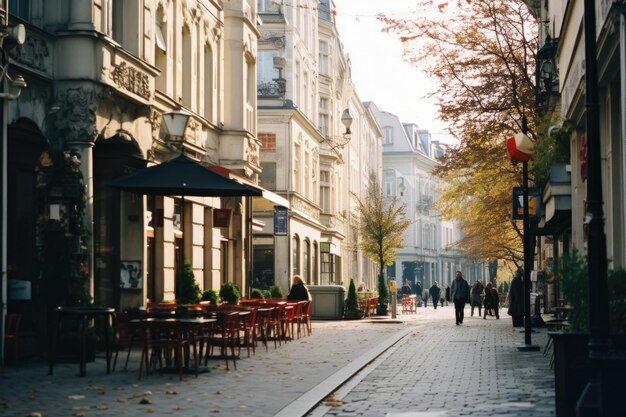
[383, 127, 393, 145]
[257, 51, 279, 84]
[313, 242, 318, 285]
[319, 40, 329, 76]
[259, 162, 276, 191]
[292, 235, 300, 276]
[303, 240, 311, 283]
[204, 44, 214, 121]
[258, 133, 277, 152]
[319, 98, 329, 136]
[155, 8, 168, 93]
[320, 170, 330, 213]
[258, 0, 280, 13]
[294, 143, 301, 193]
[9, 0, 30, 21]
[182, 25, 192, 109]
[304, 150, 310, 198]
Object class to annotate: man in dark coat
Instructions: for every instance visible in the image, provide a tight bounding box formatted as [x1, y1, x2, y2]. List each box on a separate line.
[507, 270, 524, 327]
[429, 282, 441, 309]
[450, 271, 469, 325]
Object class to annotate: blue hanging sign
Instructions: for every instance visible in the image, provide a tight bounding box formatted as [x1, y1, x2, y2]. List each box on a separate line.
[273, 206, 288, 235]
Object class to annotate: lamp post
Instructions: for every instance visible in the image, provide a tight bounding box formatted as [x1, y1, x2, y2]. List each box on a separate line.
[576, 1, 621, 414]
[506, 121, 539, 351]
[0, 19, 27, 369]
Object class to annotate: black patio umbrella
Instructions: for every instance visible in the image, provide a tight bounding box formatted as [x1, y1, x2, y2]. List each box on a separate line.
[107, 153, 262, 197]
[107, 154, 262, 300]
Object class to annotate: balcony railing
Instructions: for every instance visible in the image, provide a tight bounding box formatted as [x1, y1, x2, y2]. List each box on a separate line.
[258, 81, 283, 98]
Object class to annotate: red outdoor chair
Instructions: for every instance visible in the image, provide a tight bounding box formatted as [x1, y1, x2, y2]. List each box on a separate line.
[4, 313, 22, 369]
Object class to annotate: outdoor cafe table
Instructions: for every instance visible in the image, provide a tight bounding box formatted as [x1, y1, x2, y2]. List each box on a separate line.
[48, 306, 116, 377]
[136, 317, 216, 379]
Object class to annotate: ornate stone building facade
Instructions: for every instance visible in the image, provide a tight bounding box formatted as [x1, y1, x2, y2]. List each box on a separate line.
[254, 0, 382, 294]
[1, 0, 261, 356]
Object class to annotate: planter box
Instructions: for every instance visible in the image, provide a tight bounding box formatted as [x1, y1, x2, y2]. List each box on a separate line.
[552, 333, 626, 417]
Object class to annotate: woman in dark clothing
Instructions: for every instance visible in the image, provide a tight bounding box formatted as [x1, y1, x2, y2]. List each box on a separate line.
[483, 282, 500, 319]
[286, 275, 311, 301]
[507, 270, 524, 327]
[470, 280, 484, 317]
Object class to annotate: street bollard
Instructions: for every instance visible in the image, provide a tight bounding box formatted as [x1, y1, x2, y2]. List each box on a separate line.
[389, 280, 397, 319]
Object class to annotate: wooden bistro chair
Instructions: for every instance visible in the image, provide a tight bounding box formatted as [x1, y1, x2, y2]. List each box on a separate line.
[199, 311, 239, 370]
[138, 318, 198, 381]
[4, 313, 22, 369]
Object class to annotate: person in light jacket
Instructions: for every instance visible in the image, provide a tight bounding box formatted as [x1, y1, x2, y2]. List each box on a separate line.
[450, 271, 469, 325]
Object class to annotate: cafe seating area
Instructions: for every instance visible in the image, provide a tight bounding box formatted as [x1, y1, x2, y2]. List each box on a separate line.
[90, 298, 315, 381]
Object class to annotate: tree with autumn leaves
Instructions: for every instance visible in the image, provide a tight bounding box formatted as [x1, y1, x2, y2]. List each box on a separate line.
[356, 173, 412, 303]
[379, 0, 561, 269]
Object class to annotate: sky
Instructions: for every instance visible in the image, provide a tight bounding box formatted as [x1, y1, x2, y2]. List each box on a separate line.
[333, 0, 453, 144]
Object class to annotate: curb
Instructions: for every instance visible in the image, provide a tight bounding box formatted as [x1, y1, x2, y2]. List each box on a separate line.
[272, 324, 417, 417]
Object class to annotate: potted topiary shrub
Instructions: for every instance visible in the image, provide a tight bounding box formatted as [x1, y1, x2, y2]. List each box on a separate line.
[251, 288, 265, 299]
[201, 288, 219, 305]
[269, 285, 283, 299]
[219, 282, 241, 304]
[176, 261, 201, 305]
[377, 273, 388, 316]
[344, 279, 363, 319]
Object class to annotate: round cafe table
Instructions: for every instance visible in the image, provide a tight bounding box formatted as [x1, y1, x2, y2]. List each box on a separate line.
[48, 306, 116, 377]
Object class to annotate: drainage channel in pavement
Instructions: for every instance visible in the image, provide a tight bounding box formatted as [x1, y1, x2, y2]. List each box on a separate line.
[298, 325, 423, 417]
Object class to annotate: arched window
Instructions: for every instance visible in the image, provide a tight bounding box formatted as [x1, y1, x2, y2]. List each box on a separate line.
[312, 241, 318, 284]
[292, 235, 300, 277]
[303, 239, 311, 283]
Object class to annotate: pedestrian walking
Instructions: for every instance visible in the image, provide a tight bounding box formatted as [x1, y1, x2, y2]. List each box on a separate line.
[450, 271, 469, 325]
[470, 280, 484, 317]
[423, 289, 429, 308]
[415, 281, 423, 306]
[507, 270, 524, 327]
[401, 280, 412, 295]
[483, 282, 500, 319]
[429, 282, 441, 309]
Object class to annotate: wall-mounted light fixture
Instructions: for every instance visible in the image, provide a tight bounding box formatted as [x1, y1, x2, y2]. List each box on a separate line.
[0, 23, 27, 100]
[162, 111, 190, 148]
[536, 35, 559, 114]
[326, 108, 353, 151]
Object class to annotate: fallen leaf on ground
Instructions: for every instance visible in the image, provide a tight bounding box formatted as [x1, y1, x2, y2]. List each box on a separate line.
[139, 398, 152, 405]
[68, 395, 85, 400]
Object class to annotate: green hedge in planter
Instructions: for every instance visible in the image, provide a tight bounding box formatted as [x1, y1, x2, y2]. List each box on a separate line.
[556, 251, 626, 334]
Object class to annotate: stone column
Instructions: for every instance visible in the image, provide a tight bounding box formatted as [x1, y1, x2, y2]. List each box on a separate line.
[56, 87, 100, 299]
[69, 0, 95, 31]
[66, 140, 95, 297]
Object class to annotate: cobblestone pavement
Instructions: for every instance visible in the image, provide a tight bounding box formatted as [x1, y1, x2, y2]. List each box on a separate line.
[0, 305, 555, 417]
[308, 305, 555, 417]
[0, 317, 407, 417]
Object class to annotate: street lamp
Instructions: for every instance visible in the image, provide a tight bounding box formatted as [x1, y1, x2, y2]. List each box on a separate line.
[576, 1, 620, 414]
[0, 22, 27, 369]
